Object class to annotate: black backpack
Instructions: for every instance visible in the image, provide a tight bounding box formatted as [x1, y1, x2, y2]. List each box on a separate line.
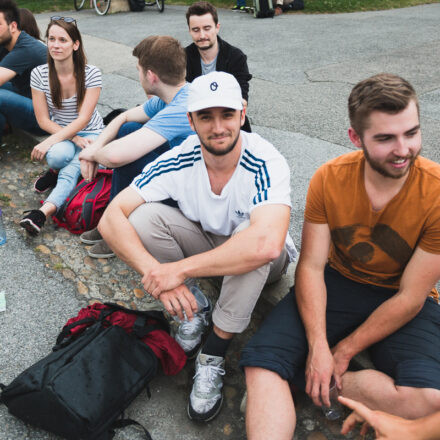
[253, 0, 275, 18]
[128, 0, 145, 11]
[0, 304, 169, 439]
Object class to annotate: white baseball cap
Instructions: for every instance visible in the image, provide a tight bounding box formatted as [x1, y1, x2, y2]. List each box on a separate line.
[187, 71, 243, 112]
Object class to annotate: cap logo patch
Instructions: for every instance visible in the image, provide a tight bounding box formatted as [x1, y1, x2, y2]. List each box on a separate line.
[210, 82, 218, 91]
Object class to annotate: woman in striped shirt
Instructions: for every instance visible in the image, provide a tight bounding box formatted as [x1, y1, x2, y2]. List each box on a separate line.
[20, 16, 104, 236]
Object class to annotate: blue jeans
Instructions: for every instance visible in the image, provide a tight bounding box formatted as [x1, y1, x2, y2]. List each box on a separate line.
[109, 122, 169, 200]
[0, 83, 45, 142]
[45, 132, 100, 209]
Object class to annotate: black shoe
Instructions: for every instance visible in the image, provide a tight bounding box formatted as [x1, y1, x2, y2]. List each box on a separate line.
[34, 169, 58, 193]
[20, 210, 46, 236]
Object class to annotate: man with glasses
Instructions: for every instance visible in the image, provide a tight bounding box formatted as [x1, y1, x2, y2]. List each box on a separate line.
[0, 0, 46, 143]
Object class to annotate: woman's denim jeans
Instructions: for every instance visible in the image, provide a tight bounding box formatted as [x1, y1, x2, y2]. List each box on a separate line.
[45, 132, 100, 209]
[0, 82, 45, 142]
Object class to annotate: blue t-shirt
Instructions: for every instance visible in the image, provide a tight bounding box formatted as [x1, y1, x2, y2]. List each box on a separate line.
[142, 83, 195, 149]
[0, 31, 47, 98]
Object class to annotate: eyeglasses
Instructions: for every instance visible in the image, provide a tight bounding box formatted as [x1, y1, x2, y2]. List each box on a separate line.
[50, 16, 77, 25]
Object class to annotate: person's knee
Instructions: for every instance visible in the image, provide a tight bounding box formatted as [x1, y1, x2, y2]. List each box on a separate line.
[46, 142, 74, 169]
[245, 366, 282, 388]
[128, 202, 172, 246]
[397, 386, 440, 415]
[129, 203, 163, 231]
[245, 366, 267, 385]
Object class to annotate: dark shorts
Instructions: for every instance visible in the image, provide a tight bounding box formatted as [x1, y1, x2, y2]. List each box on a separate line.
[240, 266, 440, 390]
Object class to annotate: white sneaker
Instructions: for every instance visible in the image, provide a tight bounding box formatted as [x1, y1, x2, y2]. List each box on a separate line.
[175, 294, 212, 358]
[188, 353, 225, 422]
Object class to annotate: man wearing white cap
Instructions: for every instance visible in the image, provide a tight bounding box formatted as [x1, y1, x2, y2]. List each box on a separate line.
[98, 71, 296, 422]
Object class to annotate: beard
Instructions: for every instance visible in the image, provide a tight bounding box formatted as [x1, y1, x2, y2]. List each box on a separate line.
[362, 143, 419, 179]
[201, 130, 241, 156]
[196, 39, 215, 51]
[0, 32, 12, 47]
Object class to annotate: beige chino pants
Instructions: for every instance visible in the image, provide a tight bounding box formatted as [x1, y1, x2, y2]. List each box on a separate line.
[129, 202, 289, 334]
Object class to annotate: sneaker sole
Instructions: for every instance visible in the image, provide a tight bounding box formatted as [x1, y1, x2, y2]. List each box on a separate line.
[33, 185, 54, 194]
[183, 341, 203, 360]
[80, 236, 103, 245]
[20, 218, 41, 236]
[88, 249, 115, 259]
[187, 393, 223, 422]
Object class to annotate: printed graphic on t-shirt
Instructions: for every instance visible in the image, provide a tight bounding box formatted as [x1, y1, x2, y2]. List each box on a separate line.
[331, 223, 413, 286]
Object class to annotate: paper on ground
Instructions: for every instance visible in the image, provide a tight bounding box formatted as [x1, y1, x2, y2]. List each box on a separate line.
[0, 291, 5, 312]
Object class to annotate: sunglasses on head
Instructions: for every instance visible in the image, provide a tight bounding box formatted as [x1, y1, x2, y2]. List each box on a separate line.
[50, 16, 77, 25]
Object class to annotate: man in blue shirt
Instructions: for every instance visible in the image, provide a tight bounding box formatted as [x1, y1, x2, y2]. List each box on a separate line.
[0, 0, 46, 142]
[78, 35, 195, 258]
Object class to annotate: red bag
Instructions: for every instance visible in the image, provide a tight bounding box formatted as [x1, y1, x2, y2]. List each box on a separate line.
[61, 302, 187, 375]
[53, 169, 112, 234]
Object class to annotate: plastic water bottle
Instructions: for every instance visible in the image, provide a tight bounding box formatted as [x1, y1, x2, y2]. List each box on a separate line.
[0, 209, 6, 245]
[172, 285, 209, 323]
[321, 378, 342, 420]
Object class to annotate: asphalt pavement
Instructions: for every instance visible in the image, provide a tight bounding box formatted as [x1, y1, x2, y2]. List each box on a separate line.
[1, 3, 440, 439]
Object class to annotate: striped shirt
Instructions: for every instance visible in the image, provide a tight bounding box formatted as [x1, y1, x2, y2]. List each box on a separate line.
[30, 64, 104, 132]
[131, 131, 297, 260]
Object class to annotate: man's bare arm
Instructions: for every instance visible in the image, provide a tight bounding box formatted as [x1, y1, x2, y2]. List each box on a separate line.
[92, 126, 166, 168]
[332, 247, 440, 383]
[143, 204, 291, 296]
[98, 188, 198, 319]
[90, 106, 150, 150]
[98, 187, 159, 275]
[294, 221, 334, 407]
[0, 67, 15, 87]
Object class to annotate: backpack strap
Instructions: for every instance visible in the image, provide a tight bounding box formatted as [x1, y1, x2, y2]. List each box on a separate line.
[103, 302, 170, 333]
[132, 316, 168, 339]
[55, 178, 90, 221]
[54, 308, 117, 347]
[81, 175, 107, 230]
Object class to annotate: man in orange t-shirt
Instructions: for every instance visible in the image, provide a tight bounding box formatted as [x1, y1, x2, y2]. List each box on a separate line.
[241, 73, 440, 439]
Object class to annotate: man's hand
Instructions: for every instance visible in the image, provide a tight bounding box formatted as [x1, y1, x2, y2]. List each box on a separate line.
[79, 144, 101, 181]
[72, 135, 93, 149]
[331, 341, 353, 389]
[339, 396, 417, 439]
[31, 141, 52, 161]
[142, 261, 186, 298]
[80, 158, 99, 182]
[78, 143, 99, 162]
[305, 340, 335, 407]
[158, 284, 199, 321]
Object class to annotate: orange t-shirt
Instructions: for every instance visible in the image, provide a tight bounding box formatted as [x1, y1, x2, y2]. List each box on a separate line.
[305, 151, 440, 297]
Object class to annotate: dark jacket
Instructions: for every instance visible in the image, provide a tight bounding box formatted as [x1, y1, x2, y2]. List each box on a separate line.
[185, 36, 252, 102]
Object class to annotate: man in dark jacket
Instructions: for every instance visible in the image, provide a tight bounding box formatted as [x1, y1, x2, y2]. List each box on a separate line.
[185, 1, 252, 132]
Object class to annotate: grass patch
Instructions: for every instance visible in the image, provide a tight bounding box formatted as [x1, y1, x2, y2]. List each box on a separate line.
[17, 1, 79, 13]
[303, 0, 439, 13]
[0, 194, 11, 204]
[53, 263, 65, 270]
[16, 0, 439, 13]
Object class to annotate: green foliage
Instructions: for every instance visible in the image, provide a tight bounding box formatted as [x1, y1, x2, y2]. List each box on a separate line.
[15, 0, 439, 14]
[16, 0, 83, 14]
[0, 194, 11, 204]
[304, 0, 439, 13]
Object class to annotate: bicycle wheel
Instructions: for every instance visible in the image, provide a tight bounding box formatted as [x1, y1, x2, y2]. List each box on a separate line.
[74, 0, 86, 10]
[156, 0, 164, 13]
[93, 0, 111, 15]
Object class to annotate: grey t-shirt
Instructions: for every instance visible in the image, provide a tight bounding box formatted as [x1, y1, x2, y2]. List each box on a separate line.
[201, 57, 217, 76]
[0, 31, 47, 98]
